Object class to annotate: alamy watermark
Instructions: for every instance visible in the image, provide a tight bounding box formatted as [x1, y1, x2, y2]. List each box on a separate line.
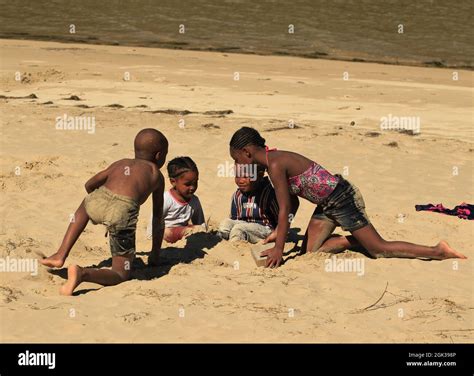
[380, 114, 420, 134]
[217, 161, 258, 181]
[0, 256, 38, 276]
[324, 255, 365, 276]
[18, 350, 55, 370]
[55, 113, 96, 134]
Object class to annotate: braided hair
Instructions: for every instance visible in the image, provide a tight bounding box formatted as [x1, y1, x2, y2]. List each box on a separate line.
[167, 156, 198, 179]
[229, 127, 266, 150]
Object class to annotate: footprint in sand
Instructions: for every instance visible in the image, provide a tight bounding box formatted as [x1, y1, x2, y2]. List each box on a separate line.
[0, 286, 23, 303]
[118, 312, 150, 324]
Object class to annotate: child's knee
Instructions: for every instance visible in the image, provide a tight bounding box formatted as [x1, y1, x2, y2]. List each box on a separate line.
[218, 219, 235, 239]
[229, 226, 247, 242]
[310, 239, 326, 253]
[111, 255, 133, 281]
[164, 227, 186, 243]
[218, 229, 230, 240]
[219, 218, 234, 230]
[116, 269, 131, 282]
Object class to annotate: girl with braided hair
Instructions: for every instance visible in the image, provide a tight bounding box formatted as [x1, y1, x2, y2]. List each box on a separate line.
[147, 156, 205, 245]
[229, 127, 466, 268]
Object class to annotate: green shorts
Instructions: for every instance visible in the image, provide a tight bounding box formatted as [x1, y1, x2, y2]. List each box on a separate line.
[84, 186, 139, 257]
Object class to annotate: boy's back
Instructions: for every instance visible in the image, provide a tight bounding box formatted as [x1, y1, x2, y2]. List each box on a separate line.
[101, 158, 163, 205]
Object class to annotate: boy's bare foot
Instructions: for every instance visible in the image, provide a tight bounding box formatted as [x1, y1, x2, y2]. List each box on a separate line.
[435, 241, 467, 260]
[39, 252, 65, 268]
[60, 265, 83, 296]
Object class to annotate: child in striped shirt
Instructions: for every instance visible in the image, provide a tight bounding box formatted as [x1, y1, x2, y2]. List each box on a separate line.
[218, 165, 298, 243]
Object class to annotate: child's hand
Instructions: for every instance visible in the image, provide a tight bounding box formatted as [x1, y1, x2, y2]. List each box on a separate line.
[262, 230, 277, 244]
[261, 246, 283, 268]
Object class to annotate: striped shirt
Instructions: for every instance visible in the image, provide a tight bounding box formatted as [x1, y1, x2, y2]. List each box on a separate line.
[230, 177, 279, 228]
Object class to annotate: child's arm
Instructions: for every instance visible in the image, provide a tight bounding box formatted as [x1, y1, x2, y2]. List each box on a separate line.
[263, 194, 299, 244]
[261, 165, 292, 268]
[191, 197, 205, 227]
[230, 192, 238, 220]
[146, 212, 153, 240]
[290, 194, 300, 218]
[151, 174, 165, 255]
[84, 162, 118, 193]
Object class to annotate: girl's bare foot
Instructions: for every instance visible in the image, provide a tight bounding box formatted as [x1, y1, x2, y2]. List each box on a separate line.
[435, 241, 467, 260]
[60, 265, 83, 296]
[39, 252, 65, 268]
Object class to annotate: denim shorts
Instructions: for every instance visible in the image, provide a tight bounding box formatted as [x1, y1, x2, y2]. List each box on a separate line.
[312, 174, 370, 232]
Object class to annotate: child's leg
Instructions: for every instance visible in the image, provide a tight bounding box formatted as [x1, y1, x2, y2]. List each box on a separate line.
[164, 225, 207, 243]
[316, 235, 361, 254]
[229, 222, 272, 243]
[163, 226, 194, 243]
[302, 205, 364, 254]
[218, 218, 237, 240]
[301, 218, 337, 253]
[302, 218, 363, 254]
[59, 254, 133, 296]
[40, 200, 89, 268]
[351, 224, 467, 260]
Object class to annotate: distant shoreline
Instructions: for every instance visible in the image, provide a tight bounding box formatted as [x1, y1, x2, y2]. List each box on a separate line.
[2, 34, 472, 71]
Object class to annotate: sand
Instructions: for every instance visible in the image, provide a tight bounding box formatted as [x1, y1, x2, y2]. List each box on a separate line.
[0, 39, 472, 343]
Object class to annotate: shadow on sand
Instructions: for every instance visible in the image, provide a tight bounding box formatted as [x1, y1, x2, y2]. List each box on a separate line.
[47, 231, 222, 295]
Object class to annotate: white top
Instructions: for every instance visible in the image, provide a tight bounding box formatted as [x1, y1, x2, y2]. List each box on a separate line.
[146, 190, 205, 239]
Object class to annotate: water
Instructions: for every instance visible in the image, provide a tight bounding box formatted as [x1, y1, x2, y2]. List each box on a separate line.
[0, 0, 472, 68]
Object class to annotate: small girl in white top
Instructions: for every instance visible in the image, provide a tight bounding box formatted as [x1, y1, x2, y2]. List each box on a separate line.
[147, 156, 205, 243]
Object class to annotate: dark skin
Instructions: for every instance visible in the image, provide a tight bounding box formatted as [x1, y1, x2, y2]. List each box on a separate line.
[235, 169, 265, 194]
[40, 129, 168, 295]
[170, 170, 199, 202]
[230, 145, 466, 268]
[234, 168, 299, 244]
[231, 147, 310, 267]
[153, 171, 199, 241]
[85, 158, 165, 205]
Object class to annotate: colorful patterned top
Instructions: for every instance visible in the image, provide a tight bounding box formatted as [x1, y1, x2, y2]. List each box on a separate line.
[287, 162, 339, 204]
[266, 147, 339, 204]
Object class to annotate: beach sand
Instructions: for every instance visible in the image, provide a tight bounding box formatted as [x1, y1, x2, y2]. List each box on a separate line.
[0, 39, 472, 343]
